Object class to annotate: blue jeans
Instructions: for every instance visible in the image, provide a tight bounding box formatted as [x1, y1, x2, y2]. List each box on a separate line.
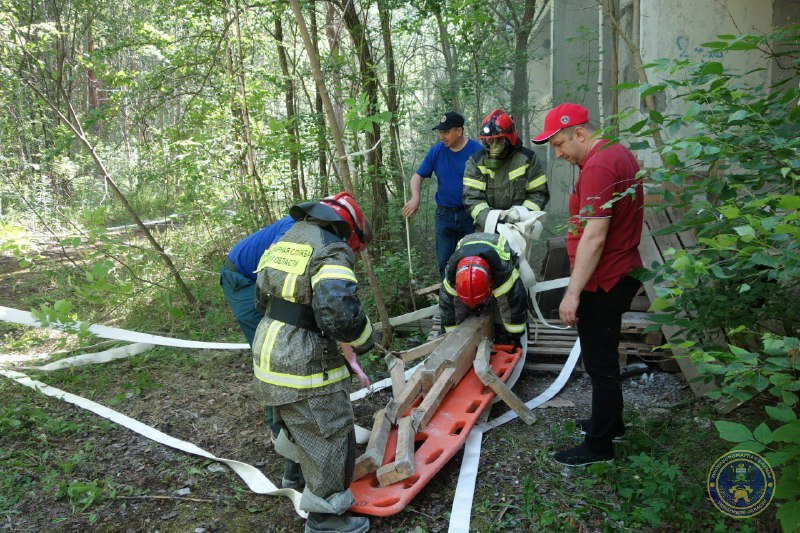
[219, 265, 263, 347]
[435, 207, 475, 280]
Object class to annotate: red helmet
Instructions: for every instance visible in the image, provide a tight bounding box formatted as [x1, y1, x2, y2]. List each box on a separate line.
[290, 191, 371, 253]
[455, 256, 492, 308]
[479, 109, 518, 146]
[320, 192, 370, 253]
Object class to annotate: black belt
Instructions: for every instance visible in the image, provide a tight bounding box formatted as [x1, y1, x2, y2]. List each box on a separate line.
[267, 297, 321, 333]
[439, 205, 466, 212]
[223, 257, 239, 273]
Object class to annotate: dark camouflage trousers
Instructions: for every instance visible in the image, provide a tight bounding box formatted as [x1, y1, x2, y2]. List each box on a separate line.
[273, 391, 356, 503]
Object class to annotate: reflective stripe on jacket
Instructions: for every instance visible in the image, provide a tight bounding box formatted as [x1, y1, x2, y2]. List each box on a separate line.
[462, 147, 549, 230]
[252, 220, 375, 405]
[439, 232, 528, 335]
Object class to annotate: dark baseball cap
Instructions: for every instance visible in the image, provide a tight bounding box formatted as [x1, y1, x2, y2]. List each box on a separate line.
[432, 112, 465, 130]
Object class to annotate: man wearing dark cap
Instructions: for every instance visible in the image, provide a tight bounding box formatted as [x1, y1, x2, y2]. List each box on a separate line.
[532, 103, 643, 466]
[402, 111, 482, 279]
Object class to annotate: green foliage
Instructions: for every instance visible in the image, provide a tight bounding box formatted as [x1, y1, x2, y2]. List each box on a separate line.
[616, 26, 800, 531]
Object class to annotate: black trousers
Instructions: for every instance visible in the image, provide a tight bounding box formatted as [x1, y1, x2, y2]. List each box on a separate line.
[576, 276, 640, 455]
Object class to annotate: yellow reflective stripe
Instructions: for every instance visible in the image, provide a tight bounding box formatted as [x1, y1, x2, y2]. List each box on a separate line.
[254, 363, 350, 389]
[311, 265, 357, 287]
[523, 200, 541, 211]
[503, 322, 526, 334]
[527, 174, 547, 190]
[350, 319, 373, 348]
[281, 273, 297, 301]
[471, 202, 489, 220]
[493, 269, 520, 297]
[444, 325, 458, 332]
[508, 164, 529, 180]
[465, 240, 510, 261]
[259, 321, 284, 371]
[477, 166, 495, 179]
[463, 177, 486, 191]
[443, 278, 457, 296]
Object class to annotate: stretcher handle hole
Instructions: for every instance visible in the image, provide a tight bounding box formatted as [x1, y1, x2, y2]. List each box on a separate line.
[466, 400, 481, 413]
[481, 386, 492, 395]
[372, 497, 401, 508]
[370, 477, 381, 488]
[450, 421, 466, 436]
[497, 367, 509, 380]
[403, 474, 420, 489]
[504, 356, 515, 364]
[425, 448, 443, 465]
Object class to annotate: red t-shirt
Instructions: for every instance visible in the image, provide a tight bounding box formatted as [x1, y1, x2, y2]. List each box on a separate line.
[566, 140, 643, 292]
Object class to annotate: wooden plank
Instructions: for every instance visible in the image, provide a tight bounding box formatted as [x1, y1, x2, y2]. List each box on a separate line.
[410, 367, 456, 433]
[415, 283, 441, 296]
[376, 417, 416, 487]
[397, 335, 447, 363]
[353, 409, 392, 480]
[473, 339, 536, 425]
[524, 363, 577, 373]
[385, 353, 406, 399]
[385, 370, 422, 424]
[420, 314, 493, 390]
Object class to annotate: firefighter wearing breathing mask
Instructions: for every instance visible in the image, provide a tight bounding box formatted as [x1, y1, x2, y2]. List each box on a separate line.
[439, 232, 529, 347]
[252, 192, 375, 533]
[463, 110, 549, 231]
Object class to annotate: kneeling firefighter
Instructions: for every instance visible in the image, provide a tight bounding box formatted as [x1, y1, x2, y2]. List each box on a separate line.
[252, 192, 375, 533]
[439, 232, 528, 346]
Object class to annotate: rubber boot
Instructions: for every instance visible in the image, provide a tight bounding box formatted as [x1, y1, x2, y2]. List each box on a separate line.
[304, 512, 369, 533]
[280, 459, 305, 490]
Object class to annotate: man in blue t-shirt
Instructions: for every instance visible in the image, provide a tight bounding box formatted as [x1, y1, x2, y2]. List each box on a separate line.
[402, 112, 482, 280]
[220, 215, 295, 346]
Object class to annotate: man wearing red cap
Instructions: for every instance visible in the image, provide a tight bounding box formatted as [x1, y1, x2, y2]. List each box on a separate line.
[532, 103, 643, 466]
[252, 192, 375, 533]
[438, 232, 528, 346]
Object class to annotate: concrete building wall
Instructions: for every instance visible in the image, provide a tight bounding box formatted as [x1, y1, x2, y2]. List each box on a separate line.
[528, 0, 798, 227]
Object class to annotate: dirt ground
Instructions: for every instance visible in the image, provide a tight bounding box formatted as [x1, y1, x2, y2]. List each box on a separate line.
[0, 337, 694, 532]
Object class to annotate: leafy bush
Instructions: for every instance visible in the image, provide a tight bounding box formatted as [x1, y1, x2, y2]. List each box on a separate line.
[616, 26, 799, 531]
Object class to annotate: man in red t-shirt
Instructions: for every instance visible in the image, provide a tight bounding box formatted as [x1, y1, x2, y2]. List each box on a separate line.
[532, 103, 643, 466]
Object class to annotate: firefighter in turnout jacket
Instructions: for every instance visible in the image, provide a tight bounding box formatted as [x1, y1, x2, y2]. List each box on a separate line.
[439, 232, 528, 346]
[252, 192, 375, 533]
[463, 109, 549, 231]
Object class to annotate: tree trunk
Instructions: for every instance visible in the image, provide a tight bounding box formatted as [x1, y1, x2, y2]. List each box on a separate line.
[289, 0, 393, 345]
[339, 0, 388, 247]
[377, 0, 404, 198]
[310, 5, 329, 197]
[434, 9, 460, 112]
[275, 14, 302, 202]
[510, 0, 537, 142]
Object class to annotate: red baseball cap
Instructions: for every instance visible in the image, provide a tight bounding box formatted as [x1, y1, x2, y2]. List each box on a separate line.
[531, 103, 590, 144]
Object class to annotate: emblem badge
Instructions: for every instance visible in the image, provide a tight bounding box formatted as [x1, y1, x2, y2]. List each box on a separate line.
[560, 115, 570, 125]
[441, 115, 447, 123]
[708, 450, 776, 519]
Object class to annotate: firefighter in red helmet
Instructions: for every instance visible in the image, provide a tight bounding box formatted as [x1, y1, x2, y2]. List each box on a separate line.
[439, 232, 528, 345]
[252, 191, 374, 533]
[462, 109, 549, 232]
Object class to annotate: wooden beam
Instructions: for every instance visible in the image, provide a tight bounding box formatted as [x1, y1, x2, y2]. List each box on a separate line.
[353, 409, 391, 480]
[376, 416, 416, 487]
[385, 370, 422, 423]
[385, 353, 406, 399]
[420, 314, 494, 390]
[473, 339, 537, 425]
[397, 335, 447, 363]
[410, 367, 455, 433]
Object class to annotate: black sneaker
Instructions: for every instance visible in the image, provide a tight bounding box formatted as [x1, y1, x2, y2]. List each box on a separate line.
[575, 418, 626, 441]
[553, 443, 614, 466]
